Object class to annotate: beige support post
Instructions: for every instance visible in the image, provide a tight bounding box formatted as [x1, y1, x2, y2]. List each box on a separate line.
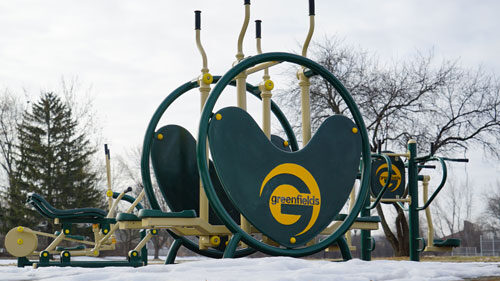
[133, 230, 154, 253]
[297, 14, 315, 146]
[423, 175, 434, 250]
[44, 233, 66, 252]
[235, 1, 252, 238]
[105, 145, 113, 211]
[256, 23, 272, 139]
[195, 13, 212, 224]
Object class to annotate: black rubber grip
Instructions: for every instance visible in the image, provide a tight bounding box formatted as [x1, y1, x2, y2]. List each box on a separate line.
[244, 0, 250, 5]
[125, 186, 133, 193]
[255, 20, 261, 38]
[195, 10, 201, 30]
[104, 144, 110, 158]
[309, 0, 315, 15]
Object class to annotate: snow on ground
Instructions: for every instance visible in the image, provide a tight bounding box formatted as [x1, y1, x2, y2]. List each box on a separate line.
[1, 257, 500, 281]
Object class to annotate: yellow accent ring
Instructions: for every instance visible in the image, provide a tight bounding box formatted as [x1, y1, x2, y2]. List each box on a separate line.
[17, 226, 24, 233]
[132, 251, 137, 257]
[352, 127, 358, 134]
[210, 236, 221, 246]
[157, 133, 164, 140]
[17, 239, 23, 245]
[202, 73, 214, 84]
[264, 79, 274, 91]
[215, 113, 222, 120]
[64, 252, 69, 257]
[152, 229, 157, 234]
[283, 140, 289, 147]
[106, 190, 113, 197]
[43, 252, 48, 257]
[64, 229, 70, 234]
[290, 237, 296, 244]
[103, 229, 108, 234]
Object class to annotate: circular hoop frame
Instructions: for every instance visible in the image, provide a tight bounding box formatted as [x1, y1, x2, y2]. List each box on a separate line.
[140, 76, 298, 258]
[197, 52, 371, 257]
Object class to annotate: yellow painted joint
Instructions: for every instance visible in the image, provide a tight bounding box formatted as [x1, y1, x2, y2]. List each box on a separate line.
[157, 133, 164, 140]
[17, 239, 23, 245]
[94, 250, 99, 256]
[264, 79, 274, 91]
[283, 140, 289, 147]
[290, 237, 296, 244]
[106, 190, 113, 197]
[352, 127, 358, 134]
[202, 73, 213, 85]
[17, 226, 24, 233]
[215, 113, 222, 120]
[210, 236, 221, 247]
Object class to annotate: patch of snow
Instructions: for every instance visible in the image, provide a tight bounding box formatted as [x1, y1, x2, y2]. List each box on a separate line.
[0, 257, 499, 281]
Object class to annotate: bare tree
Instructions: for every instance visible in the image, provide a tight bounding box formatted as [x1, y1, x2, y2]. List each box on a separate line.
[277, 36, 500, 256]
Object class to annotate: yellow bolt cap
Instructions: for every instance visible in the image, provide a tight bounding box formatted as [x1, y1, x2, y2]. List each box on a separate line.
[17, 239, 23, 245]
[290, 237, 296, 244]
[106, 190, 113, 197]
[64, 252, 69, 257]
[43, 252, 48, 257]
[64, 229, 70, 234]
[94, 250, 99, 256]
[17, 226, 24, 233]
[202, 73, 214, 84]
[215, 113, 222, 120]
[283, 140, 289, 147]
[264, 80, 274, 91]
[152, 229, 157, 234]
[157, 133, 164, 140]
[352, 127, 358, 134]
[132, 252, 137, 256]
[210, 236, 221, 246]
[103, 229, 108, 234]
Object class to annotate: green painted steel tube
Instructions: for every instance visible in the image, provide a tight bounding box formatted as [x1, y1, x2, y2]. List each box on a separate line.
[197, 52, 371, 257]
[366, 153, 393, 210]
[416, 157, 447, 211]
[360, 186, 372, 261]
[141, 78, 299, 210]
[407, 141, 420, 261]
[140, 77, 296, 259]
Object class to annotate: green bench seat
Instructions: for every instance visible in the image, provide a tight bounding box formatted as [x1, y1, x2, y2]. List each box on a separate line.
[116, 213, 141, 221]
[433, 238, 460, 247]
[27, 193, 107, 220]
[138, 209, 197, 219]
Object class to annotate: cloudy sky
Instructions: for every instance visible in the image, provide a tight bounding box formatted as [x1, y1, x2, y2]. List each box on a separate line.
[1, 1, 499, 211]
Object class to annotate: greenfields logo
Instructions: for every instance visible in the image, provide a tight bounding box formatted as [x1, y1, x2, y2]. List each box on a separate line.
[259, 163, 321, 236]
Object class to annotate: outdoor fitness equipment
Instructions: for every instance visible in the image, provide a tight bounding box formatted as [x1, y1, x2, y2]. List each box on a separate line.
[128, 0, 381, 261]
[359, 143, 468, 261]
[4, 145, 148, 268]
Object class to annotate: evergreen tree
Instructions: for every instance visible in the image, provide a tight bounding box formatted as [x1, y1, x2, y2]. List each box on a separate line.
[5, 92, 103, 233]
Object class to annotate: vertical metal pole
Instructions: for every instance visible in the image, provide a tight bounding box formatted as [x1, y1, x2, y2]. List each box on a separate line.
[360, 188, 371, 260]
[480, 235, 483, 256]
[408, 140, 420, 261]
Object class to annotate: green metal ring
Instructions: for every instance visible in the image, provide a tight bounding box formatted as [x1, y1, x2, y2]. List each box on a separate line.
[197, 52, 371, 257]
[140, 76, 298, 258]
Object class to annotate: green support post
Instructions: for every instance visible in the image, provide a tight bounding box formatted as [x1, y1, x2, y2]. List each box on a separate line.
[360, 189, 372, 261]
[408, 140, 420, 261]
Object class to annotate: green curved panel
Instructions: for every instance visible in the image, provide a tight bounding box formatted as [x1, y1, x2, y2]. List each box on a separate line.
[208, 107, 361, 248]
[150, 124, 240, 224]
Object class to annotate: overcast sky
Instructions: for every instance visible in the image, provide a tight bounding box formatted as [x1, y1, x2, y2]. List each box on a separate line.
[1, 1, 499, 213]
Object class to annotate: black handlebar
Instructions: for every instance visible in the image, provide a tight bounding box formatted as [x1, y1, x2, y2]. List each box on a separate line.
[244, 0, 250, 5]
[125, 186, 132, 193]
[255, 20, 261, 38]
[104, 144, 110, 159]
[195, 10, 201, 30]
[309, 0, 315, 15]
